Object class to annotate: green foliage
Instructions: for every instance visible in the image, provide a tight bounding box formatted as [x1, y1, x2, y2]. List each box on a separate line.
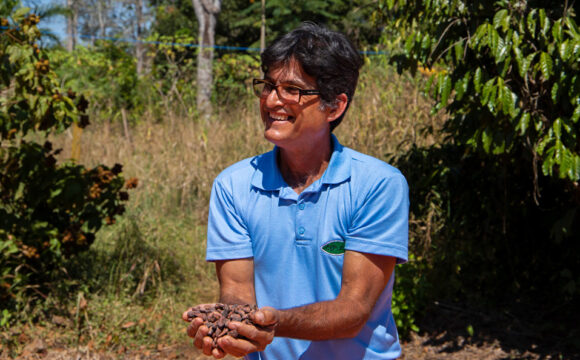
[214, 53, 261, 105]
[150, 0, 382, 53]
[229, 0, 383, 48]
[0, 12, 77, 138]
[233, 0, 345, 45]
[146, 32, 198, 114]
[51, 41, 139, 114]
[374, 0, 580, 341]
[392, 252, 426, 336]
[395, 143, 580, 327]
[378, 0, 580, 182]
[0, 5, 131, 318]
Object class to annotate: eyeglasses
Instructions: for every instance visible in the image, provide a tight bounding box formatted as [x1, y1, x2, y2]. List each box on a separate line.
[252, 79, 320, 104]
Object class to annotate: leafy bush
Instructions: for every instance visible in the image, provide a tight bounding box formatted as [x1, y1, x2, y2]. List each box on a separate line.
[51, 40, 139, 119]
[214, 53, 261, 105]
[379, 0, 580, 182]
[374, 0, 580, 342]
[0, 5, 133, 320]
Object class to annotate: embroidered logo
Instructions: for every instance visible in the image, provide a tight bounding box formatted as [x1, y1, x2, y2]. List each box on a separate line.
[321, 240, 345, 255]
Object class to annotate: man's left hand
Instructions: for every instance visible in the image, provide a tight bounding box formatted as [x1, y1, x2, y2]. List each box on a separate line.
[216, 306, 278, 357]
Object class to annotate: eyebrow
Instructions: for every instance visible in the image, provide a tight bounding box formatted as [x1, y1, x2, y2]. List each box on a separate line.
[263, 76, 311, 88]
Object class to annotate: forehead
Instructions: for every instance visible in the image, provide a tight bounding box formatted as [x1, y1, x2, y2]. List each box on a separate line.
[265, 58, 317, 88]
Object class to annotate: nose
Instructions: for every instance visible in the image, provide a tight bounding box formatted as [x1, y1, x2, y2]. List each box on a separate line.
[264, 86, 284, 108]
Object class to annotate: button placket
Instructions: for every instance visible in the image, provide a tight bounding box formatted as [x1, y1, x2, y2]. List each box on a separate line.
[295, 197, 309, 242]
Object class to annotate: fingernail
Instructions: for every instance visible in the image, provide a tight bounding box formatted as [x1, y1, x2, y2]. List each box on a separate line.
[256, 312, 264, 322]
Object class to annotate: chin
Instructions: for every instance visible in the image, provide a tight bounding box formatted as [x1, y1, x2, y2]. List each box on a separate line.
[263, 130, 282, 144]
[263, 129, 290, 147]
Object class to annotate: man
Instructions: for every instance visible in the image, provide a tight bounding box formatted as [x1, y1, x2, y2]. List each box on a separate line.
[183, 22, 409, 359]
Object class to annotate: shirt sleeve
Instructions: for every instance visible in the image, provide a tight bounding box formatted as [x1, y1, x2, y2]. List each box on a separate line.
[206, 177, 254, 261]
[344, 173, 409, 264]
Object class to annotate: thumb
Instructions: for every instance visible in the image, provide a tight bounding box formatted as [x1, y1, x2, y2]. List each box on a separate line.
[253, 306, 279, 327]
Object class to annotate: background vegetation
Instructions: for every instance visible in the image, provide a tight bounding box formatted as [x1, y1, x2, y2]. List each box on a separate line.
[1, 0, 579, 358]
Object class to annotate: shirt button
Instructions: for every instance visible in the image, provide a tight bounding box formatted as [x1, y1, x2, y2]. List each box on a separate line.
[298, 203, 305, 210]
[298, 226, 305, 235]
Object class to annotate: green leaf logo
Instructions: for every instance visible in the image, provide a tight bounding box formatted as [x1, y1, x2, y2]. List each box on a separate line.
[321, 240, 345, 255]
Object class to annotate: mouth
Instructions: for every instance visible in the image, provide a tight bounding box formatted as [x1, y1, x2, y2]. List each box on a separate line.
[267, 112, 294, 123]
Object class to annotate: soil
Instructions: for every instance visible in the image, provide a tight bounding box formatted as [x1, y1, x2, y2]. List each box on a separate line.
[6, 302, 579, 360]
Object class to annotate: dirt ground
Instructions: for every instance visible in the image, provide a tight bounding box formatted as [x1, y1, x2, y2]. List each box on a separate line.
[7, 302, 579, 360]
[8, 335, 572, 360]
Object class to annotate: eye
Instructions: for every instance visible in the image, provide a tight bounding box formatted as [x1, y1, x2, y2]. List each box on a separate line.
[263, 82, 275, 91]
[281, 85, 301, 95]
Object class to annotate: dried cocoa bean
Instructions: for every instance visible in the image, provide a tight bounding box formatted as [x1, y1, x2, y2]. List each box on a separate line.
[186, 303, 259, 351]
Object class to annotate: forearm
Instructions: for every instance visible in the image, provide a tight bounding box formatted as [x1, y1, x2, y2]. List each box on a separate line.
[216, 259, 256, 305]
[275, 295, 368, 340]
[275, 253, 396, 341]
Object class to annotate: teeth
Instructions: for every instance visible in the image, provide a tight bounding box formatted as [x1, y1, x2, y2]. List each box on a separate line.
[269, 113, 289, 121]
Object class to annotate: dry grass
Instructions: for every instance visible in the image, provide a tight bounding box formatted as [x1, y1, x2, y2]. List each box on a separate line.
[338, 61, 443, 157]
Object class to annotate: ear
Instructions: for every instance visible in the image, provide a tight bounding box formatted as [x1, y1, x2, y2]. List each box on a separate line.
[326, 93, 349, 123]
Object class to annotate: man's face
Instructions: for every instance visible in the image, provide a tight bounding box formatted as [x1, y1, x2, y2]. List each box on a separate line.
[260, 59, 334, 150]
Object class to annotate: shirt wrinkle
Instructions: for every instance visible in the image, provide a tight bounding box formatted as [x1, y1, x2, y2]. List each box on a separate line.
[251, 134, 351, 194]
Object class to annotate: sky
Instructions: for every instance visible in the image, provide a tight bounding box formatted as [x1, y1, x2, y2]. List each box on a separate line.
[21, 0, 67, 42]
[18, 0, 152, 47]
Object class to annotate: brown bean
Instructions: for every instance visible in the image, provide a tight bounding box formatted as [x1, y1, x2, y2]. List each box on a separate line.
[185, 303, 259, 350]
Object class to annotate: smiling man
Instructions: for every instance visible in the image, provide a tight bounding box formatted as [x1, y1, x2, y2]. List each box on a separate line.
[183, 23, 409, 360]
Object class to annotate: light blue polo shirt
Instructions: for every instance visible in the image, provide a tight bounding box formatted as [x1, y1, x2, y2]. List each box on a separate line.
[206, 135, 409, 360]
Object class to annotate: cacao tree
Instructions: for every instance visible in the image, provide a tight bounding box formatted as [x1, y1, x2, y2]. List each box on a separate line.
[378, 0, 579, 187]
[0, 4, 133, 315]
[373, 0, 580, 339]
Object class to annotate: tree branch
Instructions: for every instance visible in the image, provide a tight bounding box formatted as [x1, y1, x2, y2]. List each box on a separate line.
[428, 18, 461, 64]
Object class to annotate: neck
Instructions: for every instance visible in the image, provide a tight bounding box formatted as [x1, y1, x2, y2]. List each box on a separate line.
[278, 135, 333, 194]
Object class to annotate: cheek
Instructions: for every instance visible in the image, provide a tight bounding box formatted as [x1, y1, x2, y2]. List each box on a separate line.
[259, 101, 268, 118]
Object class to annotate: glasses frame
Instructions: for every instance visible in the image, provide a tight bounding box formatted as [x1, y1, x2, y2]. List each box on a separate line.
[252, 79, 320, 104]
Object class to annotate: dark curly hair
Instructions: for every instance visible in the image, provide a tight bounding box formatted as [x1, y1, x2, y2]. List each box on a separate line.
[261, 22, 363, 131]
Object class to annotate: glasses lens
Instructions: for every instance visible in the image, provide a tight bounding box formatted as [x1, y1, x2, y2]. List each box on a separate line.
[252, 80, 301, 104]
[279, 86, 300, 104]
[253, 80, 268, 98]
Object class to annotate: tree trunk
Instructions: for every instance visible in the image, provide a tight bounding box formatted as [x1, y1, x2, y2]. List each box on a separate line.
[121, 108, 133, 147]
[260, 0, 266, 53]
[66, 0, 77, 51]
[135, 0, 145, 76]
[97, 0, 106, 38]
[192, 0, 221, 119]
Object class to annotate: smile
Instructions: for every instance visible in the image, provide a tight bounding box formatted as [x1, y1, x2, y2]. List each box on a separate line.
[268, 113, 294, 122]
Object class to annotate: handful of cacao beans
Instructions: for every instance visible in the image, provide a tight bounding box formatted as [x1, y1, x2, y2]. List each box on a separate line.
[185, 303, 258, 349]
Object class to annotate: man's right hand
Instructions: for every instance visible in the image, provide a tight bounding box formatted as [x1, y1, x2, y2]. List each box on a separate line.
[215, 306, 278, 357]
[182, 305, 227, 359]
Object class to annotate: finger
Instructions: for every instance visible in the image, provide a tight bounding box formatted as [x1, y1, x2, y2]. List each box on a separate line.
[187, 318, 205, 338]
[217, 336, 258, 358]
[192, 324, 209, 348]
[183, 303, 213, 321]
[202, 336, 214, 356]
[252, 307, 279, 328]
[229, 322, 274, 351]
[211, 347, 226, 359]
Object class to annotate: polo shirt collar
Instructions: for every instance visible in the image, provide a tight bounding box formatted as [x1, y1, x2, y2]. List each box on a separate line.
[250, 134, 351, 192]
[321, 134, 351, 185]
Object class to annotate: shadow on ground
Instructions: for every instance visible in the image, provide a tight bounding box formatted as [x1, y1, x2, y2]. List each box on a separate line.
[401, 300, 580, 360]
